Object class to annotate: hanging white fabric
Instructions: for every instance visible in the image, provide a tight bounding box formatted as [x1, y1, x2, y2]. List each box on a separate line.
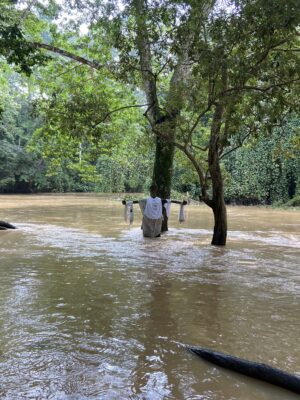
[124, 201, 134, 224]
[144, 197, 163, 220]
[164, 199, 171, 218]
[178, 203, 186, 223]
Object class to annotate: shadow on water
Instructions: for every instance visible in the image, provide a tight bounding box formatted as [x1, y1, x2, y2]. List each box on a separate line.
[0, 195, 299, 399]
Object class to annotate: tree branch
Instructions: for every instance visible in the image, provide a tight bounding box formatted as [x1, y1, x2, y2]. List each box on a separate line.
[271, 48, 300, 52]
[155, 58, 171, 78]
[93, 103, 151, 127]
[52, 63, 83, 79]
[31, 42, 104, 70]
[219, 129, 253, 160]
[191, 143, 209, 152]
[251, 38, 291, 70]
[221, 78, 300, 96]
[187, 102, 214, 141]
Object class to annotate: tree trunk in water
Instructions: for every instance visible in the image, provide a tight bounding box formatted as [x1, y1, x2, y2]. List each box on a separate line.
[152, 136, 175, 232]
[209, 104, 227, 246]
[211, 197, 227, 246]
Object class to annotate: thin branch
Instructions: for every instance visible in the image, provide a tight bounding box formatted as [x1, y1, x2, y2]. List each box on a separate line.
[191, 143, 209, 152]
[219, 129, 253, 160]
[155, 58, 171, 78]
[118, 59, 157, 79]
[19, 0, 36, 21]
[52, 63, 83, 79]
[31, 42, 104, 70]
[251, 38, 290, 70]
[271, 48, 300, 52]
[93, 103, 151, 127]
[221, 78, 300, 96]
[187, 102, 214, 141]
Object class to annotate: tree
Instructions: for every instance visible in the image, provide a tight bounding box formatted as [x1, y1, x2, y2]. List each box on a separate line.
[100, 0, 299, 243]
[139, 0, 300, 244]
[2, 0, 213, 231]
[106, 0, 219, 232]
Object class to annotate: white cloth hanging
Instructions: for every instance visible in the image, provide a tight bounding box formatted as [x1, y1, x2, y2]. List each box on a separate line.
[124, 201, 134, 224]
[164, 199, 171, 218]
[178, 203, 186, 223]
[144, 197, 163, 220]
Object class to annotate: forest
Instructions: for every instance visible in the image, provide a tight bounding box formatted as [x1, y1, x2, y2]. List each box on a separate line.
[1, 0, 300, 244]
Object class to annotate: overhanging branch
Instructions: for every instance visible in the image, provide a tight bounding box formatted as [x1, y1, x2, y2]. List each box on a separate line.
[93, 103, 151, 127]
[31, 42, 104, 70]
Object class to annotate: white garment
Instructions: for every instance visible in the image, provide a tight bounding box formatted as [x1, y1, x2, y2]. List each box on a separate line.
[164, 199, 171, 218]
[178, 203, 186, 223]
[139, 198, 163, 237]
[144, 197, 162, 219]
[124, 201, 134, 224]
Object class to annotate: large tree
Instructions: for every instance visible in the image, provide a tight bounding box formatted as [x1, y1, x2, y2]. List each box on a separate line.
[127, 0, 300, 244]
[176, 0, 300, 244]
[2, 0, 212, 231]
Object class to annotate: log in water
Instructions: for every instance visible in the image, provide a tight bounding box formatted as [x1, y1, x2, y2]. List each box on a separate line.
[0, 221, 16, 229]
[188, 346, 300, 394]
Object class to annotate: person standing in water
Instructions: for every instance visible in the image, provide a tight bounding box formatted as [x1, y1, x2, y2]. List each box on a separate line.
[122, 184, 187, 238]
[139, 184, 163, 238]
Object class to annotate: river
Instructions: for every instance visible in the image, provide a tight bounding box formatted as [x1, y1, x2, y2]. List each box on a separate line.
[0, 194, 299, 399]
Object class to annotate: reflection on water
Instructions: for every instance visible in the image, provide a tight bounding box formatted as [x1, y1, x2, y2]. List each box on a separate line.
[0, 194, 299, 399]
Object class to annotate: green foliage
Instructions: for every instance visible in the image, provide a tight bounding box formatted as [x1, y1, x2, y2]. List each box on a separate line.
[223, 119, 300, 204]
[172, 149, 200, 198]
[0, 64, 51, 192]
[284, 195, 300, 207]
[26, 45, 152, 192]
[0, 1, 49, 74]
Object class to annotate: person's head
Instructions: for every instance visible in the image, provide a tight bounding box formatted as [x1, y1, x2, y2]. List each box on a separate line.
[149, 183, 158, 198]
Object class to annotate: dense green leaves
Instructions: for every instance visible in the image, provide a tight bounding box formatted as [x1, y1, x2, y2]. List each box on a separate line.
[223, 119, 300, 204]
[0, 1, 49, 74]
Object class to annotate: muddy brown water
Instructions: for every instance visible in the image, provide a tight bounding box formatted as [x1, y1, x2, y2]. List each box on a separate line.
[0, 194, 299, 399]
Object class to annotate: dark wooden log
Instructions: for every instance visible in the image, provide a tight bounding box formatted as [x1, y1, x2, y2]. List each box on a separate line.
[0, 221, 17, 229]
[188, 346, 300, 394]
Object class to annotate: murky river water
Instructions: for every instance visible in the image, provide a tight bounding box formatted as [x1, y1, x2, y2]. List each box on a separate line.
[0, 194, 299, 399]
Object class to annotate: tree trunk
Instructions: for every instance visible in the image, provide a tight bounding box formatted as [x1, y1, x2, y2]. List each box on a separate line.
[153, 136, 175, 232]
[211, 196, 227, 246]
[133, 0, 192, 234]
[208, 104, 227, 246]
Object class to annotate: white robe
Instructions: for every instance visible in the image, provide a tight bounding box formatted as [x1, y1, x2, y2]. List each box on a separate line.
[139, 197, 163, 238]
[144, 197, 162, 219]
